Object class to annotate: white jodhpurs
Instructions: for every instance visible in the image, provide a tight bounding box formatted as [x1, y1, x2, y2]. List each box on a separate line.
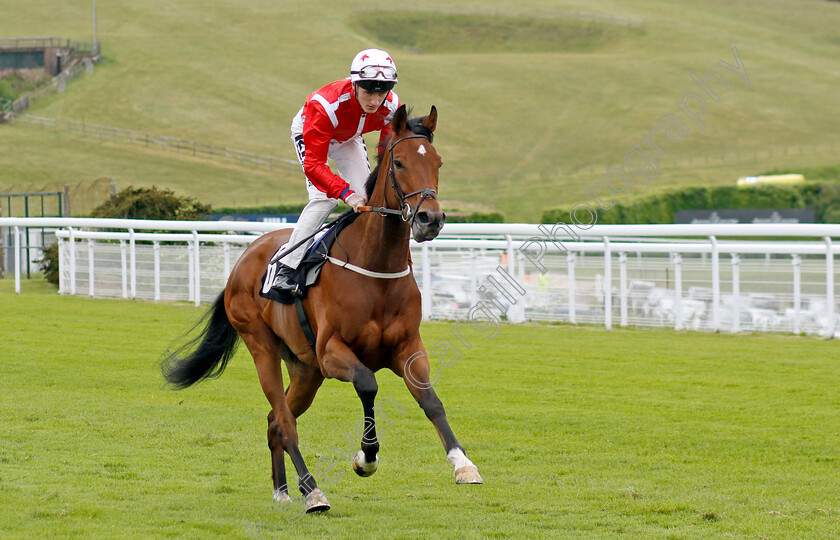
[273, 112, 372, 269]
[278, 198, 337, 269]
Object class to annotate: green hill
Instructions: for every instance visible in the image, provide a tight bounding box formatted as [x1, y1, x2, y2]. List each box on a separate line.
[2, 0, 839, 220]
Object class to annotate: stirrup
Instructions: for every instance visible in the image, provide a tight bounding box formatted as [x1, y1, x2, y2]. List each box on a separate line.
[271, 266, 301, 297]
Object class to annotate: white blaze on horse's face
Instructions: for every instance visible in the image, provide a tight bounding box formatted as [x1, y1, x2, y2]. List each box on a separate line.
[417, 144, 427, 156]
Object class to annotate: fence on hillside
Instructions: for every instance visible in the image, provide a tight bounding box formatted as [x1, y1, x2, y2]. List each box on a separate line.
[3, 217, 840, 338]
[0, 37, 98, 55]
[10, 114, 300, 172]
[359, 4, 645, 28]
[6, 61, 90, 114]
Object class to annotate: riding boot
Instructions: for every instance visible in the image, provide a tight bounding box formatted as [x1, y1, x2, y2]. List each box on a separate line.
[271, 264, 300, 296]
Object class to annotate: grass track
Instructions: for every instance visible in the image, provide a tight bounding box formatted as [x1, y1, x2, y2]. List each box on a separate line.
[2, 278, 840, 538]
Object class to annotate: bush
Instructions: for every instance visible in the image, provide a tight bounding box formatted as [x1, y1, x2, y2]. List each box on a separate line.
[90, 185, 211, 220]
[38, 186, 212, 286]
[0, 79, 14, 101]
[36, 242, 60, 286]
[445, 211, 505, 223]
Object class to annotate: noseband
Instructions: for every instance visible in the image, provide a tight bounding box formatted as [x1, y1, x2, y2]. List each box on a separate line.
[369, 133, 438, 227]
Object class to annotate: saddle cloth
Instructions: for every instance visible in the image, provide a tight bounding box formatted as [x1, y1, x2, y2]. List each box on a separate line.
[259, 212, 359, 305]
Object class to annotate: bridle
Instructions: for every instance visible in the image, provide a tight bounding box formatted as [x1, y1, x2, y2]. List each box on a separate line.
[367, 133, 438, 227]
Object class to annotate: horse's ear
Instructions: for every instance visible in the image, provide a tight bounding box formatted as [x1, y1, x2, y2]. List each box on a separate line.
[391, 104, 408, 134]
[422, 105, 438, 133]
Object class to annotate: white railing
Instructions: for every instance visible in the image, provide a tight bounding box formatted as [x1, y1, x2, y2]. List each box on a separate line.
[3, 217, 840, 337]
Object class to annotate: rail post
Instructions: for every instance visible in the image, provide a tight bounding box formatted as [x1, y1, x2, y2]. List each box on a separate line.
[603, 236, 611, 331]
[731, 254, 740, 333]
[421, 243, 431, 320]
[792, 255, 801, 334]
[674, 253, 683, 331]
[14, 226, 21, 294]
[129, 229, 136, 299]
[619, 251, 627, 327]
[825, 237, 835, 337]
[193, 231, 201, 306]
[710, 236, 719, 331]
[88, 238, 95, 297]
[68, 226, 76, 295]
[153, 241, 161, 302]
[567, 252, 576, 324]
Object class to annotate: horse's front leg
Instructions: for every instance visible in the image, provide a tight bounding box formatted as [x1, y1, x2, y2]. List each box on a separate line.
[393, 341, 483, 484]
[320, 338, 380, 477]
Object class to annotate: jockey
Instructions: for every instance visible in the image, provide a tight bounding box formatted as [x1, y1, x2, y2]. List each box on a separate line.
[271, 48, 400, 295]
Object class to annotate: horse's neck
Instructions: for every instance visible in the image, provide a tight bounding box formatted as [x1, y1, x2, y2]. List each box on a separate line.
[346, 173, 410, 272]
[348, 213, 410, 273]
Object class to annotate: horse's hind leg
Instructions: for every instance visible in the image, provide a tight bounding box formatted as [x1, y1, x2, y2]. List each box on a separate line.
[267, 410, 290, 503]
[238, 324, 330, 512]
[267, 355, 324, 504]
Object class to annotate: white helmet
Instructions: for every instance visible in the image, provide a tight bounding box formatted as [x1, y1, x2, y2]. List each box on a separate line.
[350, 48, 398, 93]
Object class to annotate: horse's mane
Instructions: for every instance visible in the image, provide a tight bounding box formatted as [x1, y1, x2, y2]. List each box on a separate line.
[364, 112, 433, 199]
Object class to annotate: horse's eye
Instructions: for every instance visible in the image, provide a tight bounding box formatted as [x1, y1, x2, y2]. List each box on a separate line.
[394, 160, 404, 170]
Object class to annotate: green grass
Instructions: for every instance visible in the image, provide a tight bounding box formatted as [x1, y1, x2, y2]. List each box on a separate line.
[0, 126, 301, 215]
[2, 277, 840, 538]
[347, 13, 641, 54]
[2, 1, 840, 221]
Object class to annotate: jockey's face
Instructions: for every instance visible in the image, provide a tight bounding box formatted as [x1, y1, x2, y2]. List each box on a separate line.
[354, 85, 388, 113]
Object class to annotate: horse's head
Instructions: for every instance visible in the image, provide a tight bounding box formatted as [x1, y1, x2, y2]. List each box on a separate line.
[380, 105, 445, 242]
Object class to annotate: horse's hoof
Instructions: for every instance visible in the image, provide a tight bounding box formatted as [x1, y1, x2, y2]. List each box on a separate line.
[352, 449, 379, 477]
[272, 489, 292, 504]
[305, 488, 330, 513]
[455, 465, 483, 484]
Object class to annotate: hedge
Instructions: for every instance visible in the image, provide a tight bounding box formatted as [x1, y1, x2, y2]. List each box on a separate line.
[542, 182, 840, 224]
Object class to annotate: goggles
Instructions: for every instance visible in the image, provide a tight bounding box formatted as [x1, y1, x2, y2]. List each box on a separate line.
[352, 65, 398, 81]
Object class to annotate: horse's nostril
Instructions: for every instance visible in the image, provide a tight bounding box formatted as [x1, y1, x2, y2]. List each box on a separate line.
[416, 211, 431, 225]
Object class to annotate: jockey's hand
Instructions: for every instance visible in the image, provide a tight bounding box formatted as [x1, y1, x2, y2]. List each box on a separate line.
[346, 193, 367, 213]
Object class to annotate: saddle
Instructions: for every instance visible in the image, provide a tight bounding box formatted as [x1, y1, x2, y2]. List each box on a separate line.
[259, 212, 360, 305]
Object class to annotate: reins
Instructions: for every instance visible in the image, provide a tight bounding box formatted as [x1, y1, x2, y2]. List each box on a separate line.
[268, 211, 355, 265]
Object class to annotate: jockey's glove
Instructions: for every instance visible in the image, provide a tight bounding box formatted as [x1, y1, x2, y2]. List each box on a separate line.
[346, 193, 367, 213]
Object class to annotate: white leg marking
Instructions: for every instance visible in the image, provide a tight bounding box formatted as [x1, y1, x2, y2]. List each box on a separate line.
[448, 448, 483, 484]
[447, 448, 475, 470]
[273, 488, 292, 504]
[353, 449, 379, 476]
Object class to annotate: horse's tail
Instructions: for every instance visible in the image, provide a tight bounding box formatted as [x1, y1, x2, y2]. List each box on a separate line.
[161, 291, 240, 389]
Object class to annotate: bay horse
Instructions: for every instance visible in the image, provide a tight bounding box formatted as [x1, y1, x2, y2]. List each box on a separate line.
[162, 105, 482, 514]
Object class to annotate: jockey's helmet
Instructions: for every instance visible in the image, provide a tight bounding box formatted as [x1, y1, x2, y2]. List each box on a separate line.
[350, 48, 397, 93]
